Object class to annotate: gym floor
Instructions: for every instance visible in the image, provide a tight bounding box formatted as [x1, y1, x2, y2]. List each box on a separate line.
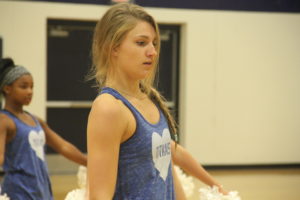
[51, 167, 300, 200]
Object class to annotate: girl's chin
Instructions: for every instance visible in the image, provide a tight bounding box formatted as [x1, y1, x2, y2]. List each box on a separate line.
[23, 101, 32, 105]
[139, 71, 152, 78]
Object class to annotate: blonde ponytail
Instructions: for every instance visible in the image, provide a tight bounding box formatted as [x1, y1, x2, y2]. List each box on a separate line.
[140, 83, 178, 142]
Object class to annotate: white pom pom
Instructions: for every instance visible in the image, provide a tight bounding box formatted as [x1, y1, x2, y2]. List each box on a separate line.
[199, 186, 241, 200]
[64, 165, 87, 200]
[0, 193, 10, 200]
[65, 189, 86, 200]
[174, 165, 195, 197]
[77, 165, 87, 189]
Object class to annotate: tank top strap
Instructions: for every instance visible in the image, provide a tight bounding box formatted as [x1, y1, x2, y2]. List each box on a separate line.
[100, 87, 132, 106]
[100, 87, 146, 120]
[0, 109, 40, 129]
[0, 109, 18, 122]
[24, 111, 40, 126]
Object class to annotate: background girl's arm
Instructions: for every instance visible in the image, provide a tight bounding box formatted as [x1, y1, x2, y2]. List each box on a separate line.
[171, 141, 228, 194]
[87, 95, 127, 200]
[0, 114, 9, 166]
[38, 117, 87, 166]
[0, 114, 14, 166]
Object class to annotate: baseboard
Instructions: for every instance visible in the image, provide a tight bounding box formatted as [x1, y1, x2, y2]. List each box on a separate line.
[203, 163, 300, 170]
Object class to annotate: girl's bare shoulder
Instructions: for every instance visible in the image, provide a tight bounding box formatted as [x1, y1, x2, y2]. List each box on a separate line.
[90, 93, 126, 120]
[0, 112, 14, 128]
[0, 112, 16, 139]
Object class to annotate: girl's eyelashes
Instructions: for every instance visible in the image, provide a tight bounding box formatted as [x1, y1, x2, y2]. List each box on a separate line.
[18, 83, 33, 89]
[136, 41, 146, 46]
[136, 40, 157, 47]
[19, 85, 28, 90]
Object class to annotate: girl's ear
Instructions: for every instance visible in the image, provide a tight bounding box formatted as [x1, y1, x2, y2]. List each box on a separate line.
[112, 46, 119, 57]
[3, 85, 11, 95]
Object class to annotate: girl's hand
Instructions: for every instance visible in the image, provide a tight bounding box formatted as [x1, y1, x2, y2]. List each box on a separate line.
[218, 185, 229, 195]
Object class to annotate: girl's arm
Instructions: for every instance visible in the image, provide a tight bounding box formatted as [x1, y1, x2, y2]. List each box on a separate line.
[172, 162, 187, 200]
[87, 95, 127, 200]
[38, 117, 87, 166]
[0, 115, 9, 166]
[0, 114, 14, 166]
[171, 141, 228, 194]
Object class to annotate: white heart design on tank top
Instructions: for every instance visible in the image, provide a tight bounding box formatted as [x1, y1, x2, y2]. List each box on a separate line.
[28, 130, 46, 161]
[152, 128, 171, 181]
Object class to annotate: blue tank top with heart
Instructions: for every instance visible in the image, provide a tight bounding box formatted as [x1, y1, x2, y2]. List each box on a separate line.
[0, 110, 52, 200]
[100, 87, 175, 200]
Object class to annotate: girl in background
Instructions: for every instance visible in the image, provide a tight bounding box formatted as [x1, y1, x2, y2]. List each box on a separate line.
[0, 58, 87, 199]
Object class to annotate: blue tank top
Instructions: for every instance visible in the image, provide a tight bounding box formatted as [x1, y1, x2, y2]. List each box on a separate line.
[100, 87, 175, 200]
[0, 110, 53, 200]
